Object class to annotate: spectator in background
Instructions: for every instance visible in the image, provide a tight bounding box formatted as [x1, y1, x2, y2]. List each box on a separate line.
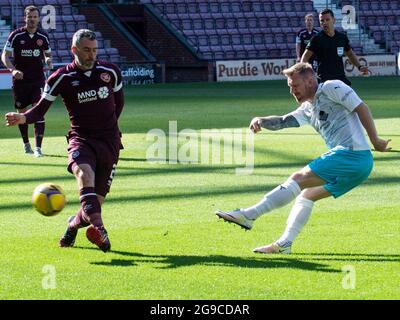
[301, 9, 368, 86]
[296, 13, 319, 71]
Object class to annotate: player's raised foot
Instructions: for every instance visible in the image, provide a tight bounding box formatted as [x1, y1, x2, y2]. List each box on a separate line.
[24, 142, 33, 154]
[59, 216, 78, 248]
[34, 147, 43, 157]
[215, 209, 254, 230]
[86, 225, 111, 252]
[253, 242, 292, 254]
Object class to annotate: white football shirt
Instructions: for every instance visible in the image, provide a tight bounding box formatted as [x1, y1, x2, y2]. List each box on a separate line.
[289, 80, 370, 151]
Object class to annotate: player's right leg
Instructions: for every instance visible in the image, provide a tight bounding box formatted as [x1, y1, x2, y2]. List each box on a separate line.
[13, 84, 33, 153]
[253, 186, 331, 254]
[216, 167, 326, 230]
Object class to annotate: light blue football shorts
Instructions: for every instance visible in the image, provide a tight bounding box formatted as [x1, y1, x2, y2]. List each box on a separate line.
[308, 146, 373, 198]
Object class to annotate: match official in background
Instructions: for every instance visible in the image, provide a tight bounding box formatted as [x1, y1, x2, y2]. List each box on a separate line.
[296, 13, 318, 71]
[301, 8, 368, 86]
[1, 5, 52, 157]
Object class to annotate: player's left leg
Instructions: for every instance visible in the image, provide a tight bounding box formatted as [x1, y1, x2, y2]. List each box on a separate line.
[253, 186, 331, 254]
[32, 83, 45, 157]
[84, 140, 119, 252]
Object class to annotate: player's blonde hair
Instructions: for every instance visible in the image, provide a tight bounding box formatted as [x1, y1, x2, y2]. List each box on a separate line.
[282, 63, 315, 78]
[72, 29, 96, 47]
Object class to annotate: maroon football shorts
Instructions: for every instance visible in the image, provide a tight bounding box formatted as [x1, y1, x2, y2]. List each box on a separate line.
[67, 135, 120, 197]
[13, 80, 45, 109]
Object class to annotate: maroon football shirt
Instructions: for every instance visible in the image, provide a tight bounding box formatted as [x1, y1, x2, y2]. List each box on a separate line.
[4, 27, 50, 84]
[25, 60, 123, 139]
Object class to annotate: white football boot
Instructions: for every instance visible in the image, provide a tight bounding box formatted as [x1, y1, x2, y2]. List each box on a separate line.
[215, 209, 254, 230]
[34, 147, 43, 158]
[253, 242, 292, 254]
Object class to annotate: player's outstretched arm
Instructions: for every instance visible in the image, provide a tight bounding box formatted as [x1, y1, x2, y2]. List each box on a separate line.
[249, 115, 300, 133]
[5, 112, 26, 126]
[300, 49, 314, 63]
[5, 98, 53, 127]
[354, 103, 391, 152]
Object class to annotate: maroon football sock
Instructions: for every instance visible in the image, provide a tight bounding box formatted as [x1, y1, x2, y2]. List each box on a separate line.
[34, 120, 45, 148]
[18, 124, 29, 144]
[69, 209, 90, 230]
[79, 187, 104, 229]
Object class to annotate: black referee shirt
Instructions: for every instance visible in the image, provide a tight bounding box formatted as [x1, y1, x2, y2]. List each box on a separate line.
[307, 30, 351, 85]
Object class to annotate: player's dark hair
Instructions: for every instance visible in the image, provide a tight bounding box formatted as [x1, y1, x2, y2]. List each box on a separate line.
[72, 29, 97, 47]
[24, 5, 40, 17]
[320, 8, 334, 18]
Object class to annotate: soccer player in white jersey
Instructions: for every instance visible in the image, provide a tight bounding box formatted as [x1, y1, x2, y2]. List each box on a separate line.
[216, 62, 391, 254]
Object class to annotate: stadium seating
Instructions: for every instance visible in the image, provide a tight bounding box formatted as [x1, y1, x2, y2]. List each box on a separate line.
[140, 0, 400, 60]
[340, 0, 400, 52]
[0, 0, 122, 64]
[140, 0, 319, 60]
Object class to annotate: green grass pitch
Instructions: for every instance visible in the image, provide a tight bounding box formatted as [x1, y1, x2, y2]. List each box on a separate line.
[0, 77, 399, 299]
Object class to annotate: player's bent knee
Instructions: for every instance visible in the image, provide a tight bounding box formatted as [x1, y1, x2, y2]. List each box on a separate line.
[73, 164, 95, 185]
[289, 171, 308, 184]
[290, 169, 326, 190]
[301, 187, 331, 202]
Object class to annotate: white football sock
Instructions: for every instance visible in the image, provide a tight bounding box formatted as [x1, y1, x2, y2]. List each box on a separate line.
[276, 196, 314, 248]
[242, 178, 301, 220]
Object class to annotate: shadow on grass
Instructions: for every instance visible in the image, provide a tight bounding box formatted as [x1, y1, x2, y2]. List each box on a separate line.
[293, 253, 400, 263]
[0, 173, 399, 212]
[75, 247, 340, 273]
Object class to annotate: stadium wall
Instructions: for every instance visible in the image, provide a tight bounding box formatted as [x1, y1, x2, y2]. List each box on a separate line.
[216, 55, 398, 82]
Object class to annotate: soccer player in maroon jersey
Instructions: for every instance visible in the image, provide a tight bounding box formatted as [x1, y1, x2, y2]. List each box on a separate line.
[5, 29, 125, 252]
[1, 6, 52, 157]
[296, 13, 318, 69]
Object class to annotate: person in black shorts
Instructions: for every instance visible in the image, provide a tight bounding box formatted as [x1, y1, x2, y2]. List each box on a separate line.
[1, 6, 52, 157]
[296, 13, 319, 71]
[301, 9, 368, 86]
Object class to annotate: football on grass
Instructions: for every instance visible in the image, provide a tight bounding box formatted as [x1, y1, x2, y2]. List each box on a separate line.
[32, 183, 66, 216]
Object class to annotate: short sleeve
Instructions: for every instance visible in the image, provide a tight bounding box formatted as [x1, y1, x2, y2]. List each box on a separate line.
[288, 103, 311, 126]
[112, 65, 123, 92]
[344, 34, 351, 52]
[3, 32, 16, 52]
[296, 31, 301, 44]
[42, 71, 63, 101]
[40, 31, 51, 53]
[322, 81, 362, 112]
